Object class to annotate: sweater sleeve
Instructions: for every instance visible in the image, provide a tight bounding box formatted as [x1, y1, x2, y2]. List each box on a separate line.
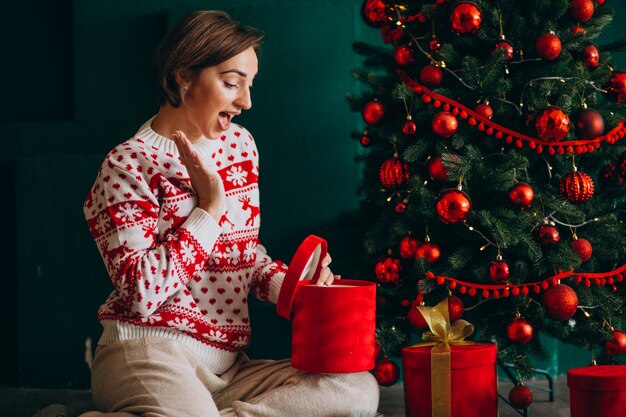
[84, 148, 222, 317]
[250, 243, 288, 304]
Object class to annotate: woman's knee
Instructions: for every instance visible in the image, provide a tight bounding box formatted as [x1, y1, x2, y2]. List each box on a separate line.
[323, 371, 380, 416]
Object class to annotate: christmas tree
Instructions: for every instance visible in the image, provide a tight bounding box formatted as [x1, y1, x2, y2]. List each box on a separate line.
[350, 0, 626, 398]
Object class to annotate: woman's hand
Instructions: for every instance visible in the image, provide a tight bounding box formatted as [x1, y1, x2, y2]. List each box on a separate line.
[172, 130, 226, 222]
[316, 253, 341, 286]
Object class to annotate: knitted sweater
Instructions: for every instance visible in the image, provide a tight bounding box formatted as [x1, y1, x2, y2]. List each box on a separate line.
[84, 117, 287, 374]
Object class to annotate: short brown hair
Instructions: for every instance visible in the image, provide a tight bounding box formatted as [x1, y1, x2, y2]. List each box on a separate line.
[153, 10, 264, 107]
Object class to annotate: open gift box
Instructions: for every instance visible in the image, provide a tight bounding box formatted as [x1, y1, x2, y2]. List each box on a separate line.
[568, 364, 626, 417]
[276, 235, 376, 373]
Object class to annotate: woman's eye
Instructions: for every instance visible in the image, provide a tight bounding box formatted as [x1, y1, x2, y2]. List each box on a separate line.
[224, 82, 237, 89]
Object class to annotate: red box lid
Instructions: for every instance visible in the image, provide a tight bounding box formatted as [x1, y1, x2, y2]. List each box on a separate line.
[401, 342, 496, 370]
[568, 365, 626, 392]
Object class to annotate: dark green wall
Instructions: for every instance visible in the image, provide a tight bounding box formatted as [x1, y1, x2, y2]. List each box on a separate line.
[1, 0, 624, 389]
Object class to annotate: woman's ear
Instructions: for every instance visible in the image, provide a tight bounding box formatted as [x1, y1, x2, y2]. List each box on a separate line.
[174, 68, 192, 89]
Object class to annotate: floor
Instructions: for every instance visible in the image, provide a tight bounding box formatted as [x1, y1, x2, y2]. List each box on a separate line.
[1, 375, 569, 417]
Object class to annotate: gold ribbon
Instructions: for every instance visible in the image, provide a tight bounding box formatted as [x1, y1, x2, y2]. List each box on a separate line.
[413, 299, 475, 417]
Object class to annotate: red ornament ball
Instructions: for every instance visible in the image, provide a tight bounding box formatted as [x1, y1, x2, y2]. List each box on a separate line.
[450, 2, 482, 35]
[420, 65, 444, 87]
[535, 106, 570, 142]
[362, 100, 385, 125]
[475, 103, 494, 119]
[402, 119, 417, 135]
[379, 157, 410, 188]
[604, 330, 626, 356]
[570, 0, 595, 23]
[399, 235, 420, 259]
[429, 37, 441, 52]
[489, 258, 510, 283]
[361, 0, 388, 28]
[560, 170, 595, 204]
[575, 108, 604, 139]
[395, 202, 407, 213]
[394, 45, 415, 66]
[604, 70, 626, 103]
[509, 384, 533, 409]
[436, 189, 471, 223]
[537, 225, 560, 246]
[432, 112, 459, 138]
[542, 284, 578, 321]
[571, 24, 587, 35]
[535, 32, 562, 60]
[428, 156, 448, 182]
[596, 0, 606, 6]
[373, 357, 400, 386]
[415, 242, 441, 263]
[493, 40, 514, 61]
[374, 256, 402, 287]
[508, 182, 534, 208]
[408, 304, 428, 329]
[571, 237, 593, 261]
[580, 43, 600, 70]
[360, 133, 370, 147]
[507, 318, 534, 344]
[447, 295, 464, 322]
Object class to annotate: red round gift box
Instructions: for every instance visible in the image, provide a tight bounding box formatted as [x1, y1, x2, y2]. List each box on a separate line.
[277, 235, 376, 373]
[568, 365, 626, 417]
[401, 342, 498, 417]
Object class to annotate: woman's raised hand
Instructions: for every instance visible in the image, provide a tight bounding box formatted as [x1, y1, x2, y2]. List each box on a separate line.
[316, 253, 341, 286]
[172, 130, 226, 222]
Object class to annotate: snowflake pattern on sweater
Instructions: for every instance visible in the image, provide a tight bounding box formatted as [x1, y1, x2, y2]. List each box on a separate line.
[84, 119, 287, 356]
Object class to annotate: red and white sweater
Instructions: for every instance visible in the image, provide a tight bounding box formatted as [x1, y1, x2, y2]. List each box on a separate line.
[84, 117, 287, 374]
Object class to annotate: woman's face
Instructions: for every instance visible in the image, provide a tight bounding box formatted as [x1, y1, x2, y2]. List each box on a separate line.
[183, 47, 258, 139]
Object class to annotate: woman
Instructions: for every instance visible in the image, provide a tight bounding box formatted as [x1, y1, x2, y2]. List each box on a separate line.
[80, 10, 379, 417]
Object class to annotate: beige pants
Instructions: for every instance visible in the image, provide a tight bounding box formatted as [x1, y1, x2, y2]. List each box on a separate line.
[78, 338, 379, 417]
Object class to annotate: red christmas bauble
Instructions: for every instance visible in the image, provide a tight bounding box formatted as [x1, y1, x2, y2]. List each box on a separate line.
[362, 100, 385, 125]
[429, 37, 441, 52]
[360, 133, 370, 147]
[399, 235, 420, 259]
[489, 259, 510, 283]
[509, 384, 533, 409]
[507, 318, 534, 344]
[560, 170, 595, 204]
[535, 106, 570, 142]
[374, 256, 402, 287]
[604, 330, 626, 356]
[570, 0, 595, 22]
[432, 112, 459, 138]
[542, 284, 578, 321]
[493, 40, 514, 61]
[394, 45, 415, 66]
[428, 156, 448, 182]
[447, 295, 464, 321]
[537, 225, 560, 246]
[380, 25, 403, 44]
[408, 304, 428, 328]
[535, 32, 562, 60]
[571, 24, 587, 35]
[450, 2, 482, 35]
[475, 103, 494, 119]
[596, 0, 606, 6]
[580, 43, 600, 70]
[361, 0, 388, 28]
[373, 358, 400, 386]
[508, 182, 534, 208]
[575, 108, 604, 139]
[379, 157, 410, 188]
[415, 242, 441, 263]
[402, 119, 417, 135]
[420, 65, 444, 87]
[436, 189, 471, 223]
[395, 202, 407, 213]
[603, 70, 626, 103]
[571, 237, 593, 261]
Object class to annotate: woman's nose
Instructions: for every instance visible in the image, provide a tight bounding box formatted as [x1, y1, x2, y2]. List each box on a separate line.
[236, 88, 252, 110]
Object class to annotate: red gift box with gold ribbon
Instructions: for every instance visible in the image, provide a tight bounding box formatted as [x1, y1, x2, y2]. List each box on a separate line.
[568, 364, 626, 417]
[401, 299, 498, 417]
[276, 235, 376, 373]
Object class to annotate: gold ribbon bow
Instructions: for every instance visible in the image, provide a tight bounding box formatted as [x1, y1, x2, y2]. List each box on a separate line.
[414, 298, 476, 417]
